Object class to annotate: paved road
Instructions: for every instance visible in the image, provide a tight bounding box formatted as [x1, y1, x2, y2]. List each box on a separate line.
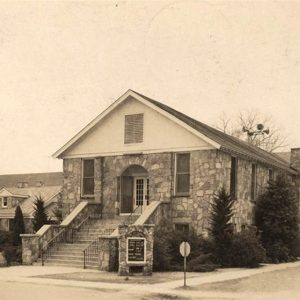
[0, 281, 140, 300]
[0, 263, 299, 300]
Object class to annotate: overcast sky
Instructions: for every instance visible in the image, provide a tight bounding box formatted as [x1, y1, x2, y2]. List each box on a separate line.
[1, 1, 300, 174]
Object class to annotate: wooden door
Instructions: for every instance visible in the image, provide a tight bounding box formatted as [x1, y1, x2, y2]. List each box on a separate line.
[121, 176, 134, 213]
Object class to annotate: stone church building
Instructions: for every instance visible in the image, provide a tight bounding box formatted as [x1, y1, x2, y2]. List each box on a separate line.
[22, 90, 300, 273]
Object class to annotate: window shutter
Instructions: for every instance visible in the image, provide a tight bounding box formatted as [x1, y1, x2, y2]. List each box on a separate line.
[124, 114, 144, 144]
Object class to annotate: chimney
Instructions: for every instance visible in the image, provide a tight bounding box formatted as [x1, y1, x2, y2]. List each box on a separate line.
[291, 148, 300, 171]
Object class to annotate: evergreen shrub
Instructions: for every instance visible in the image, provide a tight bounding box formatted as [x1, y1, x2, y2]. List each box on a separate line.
[153, 224, 217, 272]
[226, 230, 266, 268]
[33, 195, 49, 232]
[255, 175, 300, 262]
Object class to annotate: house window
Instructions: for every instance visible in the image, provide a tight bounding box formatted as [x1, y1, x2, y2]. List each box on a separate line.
[82, 159, 94, 196]
[175, 223, 189, 234]
[251, 164, 257, 202]
[124, 113, 144, 144]
[1, 197, 8, 208]
[230, 157, 238, 199]
[175, 153, 190, 195]
[268, 169, 274, 182]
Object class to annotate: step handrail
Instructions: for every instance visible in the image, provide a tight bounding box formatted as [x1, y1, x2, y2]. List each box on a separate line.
[122, 205, 142, 225]
[83, 237, 100, 269]
[41, 227, 67, 265]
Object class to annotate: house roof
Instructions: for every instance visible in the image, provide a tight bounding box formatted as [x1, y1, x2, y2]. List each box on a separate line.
[53, 89, 296, 174]
[0, 172, 63, 188]
[0, 186, 61, 219]
[274, 151, 291, 164]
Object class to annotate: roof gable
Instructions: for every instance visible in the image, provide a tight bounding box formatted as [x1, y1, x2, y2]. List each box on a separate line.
[53, 89, 296, 174]
[0, 187, 28, 198]
[53, 90, 220, 158]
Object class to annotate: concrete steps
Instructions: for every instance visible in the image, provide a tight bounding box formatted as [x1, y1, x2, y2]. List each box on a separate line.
[41, 217, 122, 269]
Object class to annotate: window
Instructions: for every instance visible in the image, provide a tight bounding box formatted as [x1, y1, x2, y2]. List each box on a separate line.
[82, 159, 94, 196]
[251, 164, 257, 201]
[1, 197, 8, 208]
[124, 114, 144, 144]
[175, 153, 190, 195]
[268, 169, 274, 182]
[175, 223, 189, 234]
[230, 157, 238, 199]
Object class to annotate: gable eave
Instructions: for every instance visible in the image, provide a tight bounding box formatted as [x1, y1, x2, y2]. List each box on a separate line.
[0, 187, 28, 198]
[53, 90, 220, 158]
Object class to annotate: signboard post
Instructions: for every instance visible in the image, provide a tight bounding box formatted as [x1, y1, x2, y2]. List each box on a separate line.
[179, 241, 191, 287]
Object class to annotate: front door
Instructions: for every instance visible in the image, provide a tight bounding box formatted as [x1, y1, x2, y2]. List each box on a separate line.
[121, 176, 134, 214]
[134, 177, 149, 213]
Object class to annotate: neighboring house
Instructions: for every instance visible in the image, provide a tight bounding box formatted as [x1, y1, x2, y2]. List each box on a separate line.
[0, 172, 63, 232]
[52, 90, 300, 235]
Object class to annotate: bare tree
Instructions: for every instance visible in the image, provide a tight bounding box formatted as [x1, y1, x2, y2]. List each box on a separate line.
[214, 110, 289, 152]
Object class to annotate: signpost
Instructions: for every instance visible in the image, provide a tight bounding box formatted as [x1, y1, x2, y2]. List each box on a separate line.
[179, 241, 191, 287]
[127, 237, 146, 263]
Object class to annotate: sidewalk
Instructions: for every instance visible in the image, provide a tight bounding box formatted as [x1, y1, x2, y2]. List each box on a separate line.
[0, 261, 300, 295]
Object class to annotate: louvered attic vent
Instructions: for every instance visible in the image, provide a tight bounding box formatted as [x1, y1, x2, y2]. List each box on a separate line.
[124, 113, 144, 144]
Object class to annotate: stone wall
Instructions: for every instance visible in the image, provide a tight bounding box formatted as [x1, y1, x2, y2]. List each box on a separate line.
[118, 224, 154, 276]
[62, 158, 82, 217]
[62, 150, 287, 235]
[98, 236, 119, 271]
[171, 149, 283, 234]
[62, 153, 173, 218]
[102, 153, 173, 216]
[171, 150, 230, 235]
[21, 234, 39, 265]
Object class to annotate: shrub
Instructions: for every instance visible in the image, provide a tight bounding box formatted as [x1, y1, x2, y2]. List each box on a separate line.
[0, 231, 22, 266]
[226, 231, 266, 268]
[153, 228, 173, 271]
[1, 245, 22, 265]
[153, 225, 216, 272]
[210, 187, 235, 266]
[32, 195, 49, 232]
[188, 254, 218, 272]
[0, 231, 13, 246]
[255, 175, 300, 262]
[12, 205, 25, 246]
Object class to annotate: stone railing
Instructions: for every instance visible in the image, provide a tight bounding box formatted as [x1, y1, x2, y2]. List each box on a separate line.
[135, 200, 170, 226]
[21, 201, 102, 265]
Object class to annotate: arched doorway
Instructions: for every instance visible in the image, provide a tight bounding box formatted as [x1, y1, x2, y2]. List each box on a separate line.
[120, 165, 149, 214]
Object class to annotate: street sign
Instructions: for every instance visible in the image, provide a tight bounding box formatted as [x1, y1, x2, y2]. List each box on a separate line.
[180, 241, 191, 257]
[179, 241, 191, 287]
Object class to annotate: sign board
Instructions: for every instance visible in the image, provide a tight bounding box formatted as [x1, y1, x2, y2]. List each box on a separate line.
[126, 237, 146, 263]
[179, 241, 191, 257]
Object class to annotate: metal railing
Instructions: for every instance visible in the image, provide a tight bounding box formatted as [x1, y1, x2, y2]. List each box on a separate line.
[83, 237, 100, 269]
[40, 202, 103, 266]
[41, 228, 68, 265]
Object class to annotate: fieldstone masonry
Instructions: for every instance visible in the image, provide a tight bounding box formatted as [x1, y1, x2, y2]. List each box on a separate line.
[102, 153, 173, 216]
[62, 158, 82, 217]
[62, 149, 289, 236]
[98, 236, 118, 271]
[20, 234, 39, 265]
[118, 224, 154, 276]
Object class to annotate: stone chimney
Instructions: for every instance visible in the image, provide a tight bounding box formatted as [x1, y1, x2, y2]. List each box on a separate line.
[291, 148, 300, 171]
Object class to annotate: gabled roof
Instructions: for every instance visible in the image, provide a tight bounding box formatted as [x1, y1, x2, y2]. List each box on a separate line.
[274, 151, 291, 164]
[0, 172, 63, 188]
[53, 89, 296, 174]
[0, 186, 61, 219]
[0, 187, 28, 198]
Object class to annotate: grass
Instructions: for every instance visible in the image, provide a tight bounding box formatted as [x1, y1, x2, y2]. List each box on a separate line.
[34, 271, 202, 285]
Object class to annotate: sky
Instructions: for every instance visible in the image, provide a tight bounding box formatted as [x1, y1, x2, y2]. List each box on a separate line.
[1, 0, 300, 174]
